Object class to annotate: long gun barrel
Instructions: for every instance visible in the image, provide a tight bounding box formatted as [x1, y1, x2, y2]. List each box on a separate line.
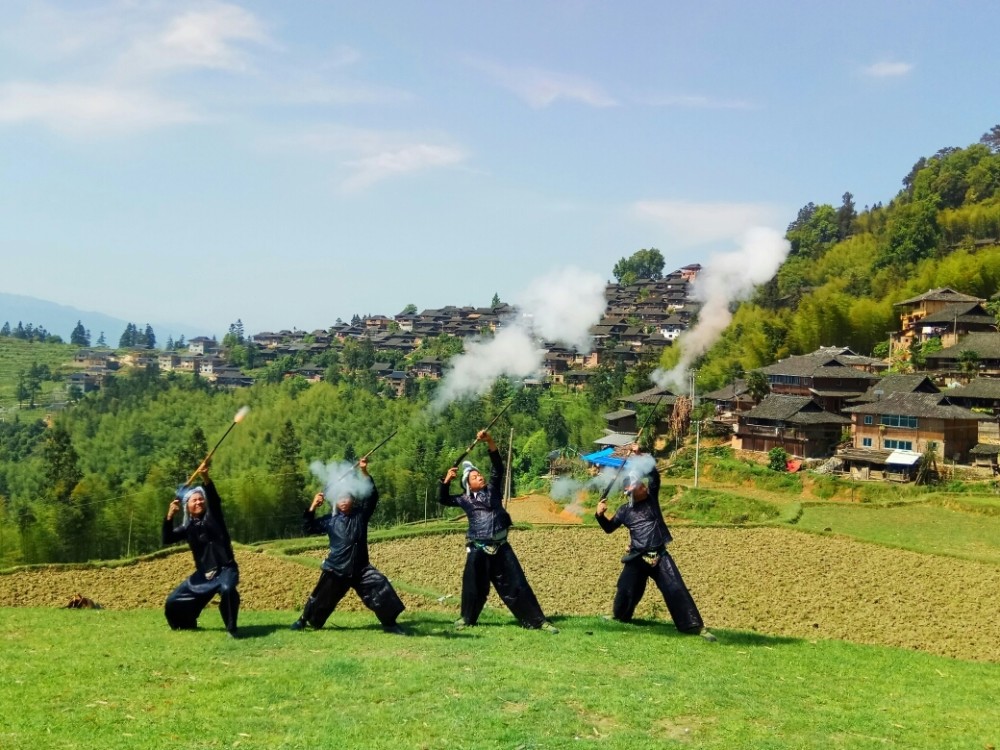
[337, 429, 399, 480]
[450, 400, 514, 468]
[184, 406, 250, 486]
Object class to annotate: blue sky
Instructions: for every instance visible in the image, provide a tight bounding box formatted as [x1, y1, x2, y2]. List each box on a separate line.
[1, 1, 998, 339]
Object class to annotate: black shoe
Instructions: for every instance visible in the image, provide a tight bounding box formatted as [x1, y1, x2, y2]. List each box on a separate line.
[382, 623, 407, 635]
[290, 618, 307, 631]
[227, 629, 239, 639]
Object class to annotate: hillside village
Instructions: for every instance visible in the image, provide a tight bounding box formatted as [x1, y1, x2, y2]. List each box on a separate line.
[57, 272, 1000, 482]
[69, 265, 703, 395]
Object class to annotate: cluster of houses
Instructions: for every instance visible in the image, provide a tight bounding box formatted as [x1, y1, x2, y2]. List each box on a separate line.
[591, 288, 1000, 481]
[69, 277, 1000, 482]
[69, 266, 704, 397]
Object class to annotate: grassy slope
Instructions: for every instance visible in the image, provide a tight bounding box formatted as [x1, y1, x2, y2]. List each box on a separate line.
[0, 609, 997, 750]
[0, 338, 76, 411]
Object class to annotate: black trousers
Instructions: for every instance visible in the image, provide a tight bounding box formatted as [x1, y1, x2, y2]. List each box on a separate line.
[461, 542, 547, 628]
[301, 566, 405, 629]
[165, 565, 240, 633]
[612, 552, 704, 632]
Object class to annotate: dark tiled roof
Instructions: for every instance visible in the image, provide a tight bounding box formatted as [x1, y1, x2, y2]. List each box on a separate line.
[603, 409, 636, 421]
[842, 392, 980, 419]
[761, 350, 879, 379]
[705, 379, 748, 400]
[946, 378, 1000, 399]
[745, 394, 850, 424]
[925, 332, 1000, 360]
[894, 287, 983, 306]
[853, 375, 939, 402]
[919, 302, 994, 325]
[619, 385, 678, 405]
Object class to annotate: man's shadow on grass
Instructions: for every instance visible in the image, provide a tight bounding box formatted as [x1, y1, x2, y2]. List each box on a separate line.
[595, 617, 799, 647]
[288, 617, 480, 639]
[229, 623, 287, 639]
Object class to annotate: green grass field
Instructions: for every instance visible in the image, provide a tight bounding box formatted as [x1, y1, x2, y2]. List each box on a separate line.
[1, 608, 996, 750]
[795, 502, 1000, 564]
[0, 338, 76, 412]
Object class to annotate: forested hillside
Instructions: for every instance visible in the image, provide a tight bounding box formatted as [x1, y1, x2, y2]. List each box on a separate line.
[0, 369, 603, 567]
[668, 128, 1000, 390]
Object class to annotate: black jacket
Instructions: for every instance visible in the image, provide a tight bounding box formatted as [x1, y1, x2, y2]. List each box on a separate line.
[162, 479, 237, 575]
[595, 463, 673, 552]
[439, 449, 512, 542]
[304, 480, 378, 577]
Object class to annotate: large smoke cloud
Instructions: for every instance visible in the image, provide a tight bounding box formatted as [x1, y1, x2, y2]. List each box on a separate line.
[654, 226, 790, 391]
[309, 459, 374, 506]
[432, 266, 606, 409]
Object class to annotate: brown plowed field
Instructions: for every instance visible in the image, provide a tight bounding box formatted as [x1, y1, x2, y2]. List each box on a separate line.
[2, 524, 998, 663]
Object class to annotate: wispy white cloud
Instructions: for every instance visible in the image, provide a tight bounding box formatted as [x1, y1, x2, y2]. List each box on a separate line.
[631, 200, 786, 246]
[119, 2, 272, 75]
[0, 81, 199, 135]
[863, 60, 913, 78]
[273, 125, 468, 191]
[471, 59, 617, 108]
[342, 143, 468, 192]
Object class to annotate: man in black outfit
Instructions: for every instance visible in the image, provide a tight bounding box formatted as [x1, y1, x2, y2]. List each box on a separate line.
[596, 448, 716, 641]
[163, 462, 241, 637]
[440, 430, 558, 633]
[290, 456, 406, 634]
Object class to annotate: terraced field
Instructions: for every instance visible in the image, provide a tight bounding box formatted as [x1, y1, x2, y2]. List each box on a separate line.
[3, 520, 998, 664]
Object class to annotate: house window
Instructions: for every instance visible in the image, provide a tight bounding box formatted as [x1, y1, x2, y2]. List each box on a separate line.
[862, 437, 872, 447]
[884, 439, 913, 450]
[879, 414, 918, 429]
[864, 415, 873, 425]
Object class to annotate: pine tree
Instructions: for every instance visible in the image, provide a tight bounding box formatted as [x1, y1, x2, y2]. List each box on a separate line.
[269, 420, 305, 534]
[0, 322, 10, 337]
[70, 320, 90, 347]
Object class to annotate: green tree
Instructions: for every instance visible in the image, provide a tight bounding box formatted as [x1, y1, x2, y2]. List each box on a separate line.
[836, 191, 856, 240]
[14, 370, 29, 408]
[959, 349, 980, 374]
[70, 320, 90, 347]
[875, 201, 941, 270]
[0, 321, 10, 337]
[745, 370, 770, 403]
[612, 248, 665, 284]
[42, 424, 83, 501]
[981, 124, 1000, 153]
[767, 447, 788, 472]
[223, 320, 246, 347]
[269, 419, 305, 535]
[786, 203, 839, 259]
[175, 427, 209, 486]
[543, 408, 569, 448]
[119, 323, 137, 349]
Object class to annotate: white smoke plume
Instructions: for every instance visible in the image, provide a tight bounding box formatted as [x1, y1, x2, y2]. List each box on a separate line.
[653, 226, 790, 391]
[548, 453, 658, 511]
[432, 266, 606, 409]
[309, 459, 374, 508]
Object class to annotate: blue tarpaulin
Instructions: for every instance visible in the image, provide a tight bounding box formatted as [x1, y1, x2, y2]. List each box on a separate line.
[581, 446, 625, 468]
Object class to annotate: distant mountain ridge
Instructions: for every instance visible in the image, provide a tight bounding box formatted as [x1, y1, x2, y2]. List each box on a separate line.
[0, 292, 198, 345]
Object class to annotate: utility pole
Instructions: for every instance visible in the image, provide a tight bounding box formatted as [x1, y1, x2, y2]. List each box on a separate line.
[694, 418, 702, 489]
